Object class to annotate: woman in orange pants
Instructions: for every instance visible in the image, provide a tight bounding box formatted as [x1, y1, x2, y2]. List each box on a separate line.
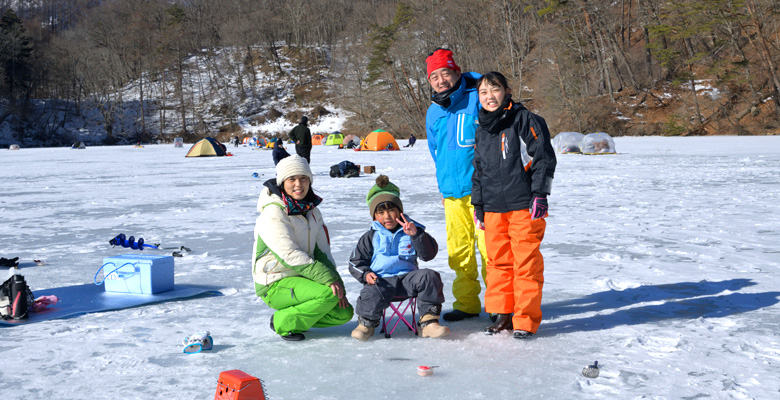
[472, 72, 557, 339]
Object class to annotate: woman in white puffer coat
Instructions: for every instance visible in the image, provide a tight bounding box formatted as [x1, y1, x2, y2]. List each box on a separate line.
[252, 155, 353, 341]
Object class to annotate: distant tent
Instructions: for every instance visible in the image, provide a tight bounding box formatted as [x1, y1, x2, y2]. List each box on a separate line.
[9, 144, 20, 150]
[185, 137, 226, 157]
[324, 132, 344, 146]
[312, 134, 325, 145]
[72, 141, 86, 149]
[174, 137, 184, 148]
[360, 130, 399, 151]
[256, 137, 268, 147]
[581, 132, 617, 154]
[342, 134, 361, 149]
[552, 132, 585, 154]
[242, 137, 251, 144]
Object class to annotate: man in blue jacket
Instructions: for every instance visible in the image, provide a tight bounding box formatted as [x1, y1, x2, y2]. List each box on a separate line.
[425, 48, 489, 322]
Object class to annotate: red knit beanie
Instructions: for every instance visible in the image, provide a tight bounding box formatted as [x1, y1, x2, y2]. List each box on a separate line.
[426, 49, 461, 78]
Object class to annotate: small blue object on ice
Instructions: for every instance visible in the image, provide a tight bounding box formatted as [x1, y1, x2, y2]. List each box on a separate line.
[109, 233, 158, 251]
[182, 331, 213, 354]
[252, 172, 259, 178]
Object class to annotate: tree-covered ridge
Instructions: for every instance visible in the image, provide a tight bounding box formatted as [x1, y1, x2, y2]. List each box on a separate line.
[0, 0, 778, 146]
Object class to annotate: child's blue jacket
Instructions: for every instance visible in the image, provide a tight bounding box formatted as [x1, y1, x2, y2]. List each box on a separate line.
[348, 216, 438, 283]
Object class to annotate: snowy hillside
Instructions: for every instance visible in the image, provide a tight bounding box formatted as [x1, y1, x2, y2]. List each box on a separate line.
[0, 47, 351, 147]
[1, 136, 780, 399]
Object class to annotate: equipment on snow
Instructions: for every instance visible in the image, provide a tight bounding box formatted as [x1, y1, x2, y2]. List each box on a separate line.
[582, 361, 600, 378]
[95, 254, 175, 294]
[182, 331, 214, 354]
[109, 234, 191, 257]
[31, 295, 59, 312]
[0, 257, 19, 268]
[417, 365, 437, 377]
[215, 370, 268, 400]
[2, 258, 46, 269]
[109, 233, 158, 250]
[0, 274, 34, 320]
[329, 160, 360, 178]
[0, 283, 219, 326]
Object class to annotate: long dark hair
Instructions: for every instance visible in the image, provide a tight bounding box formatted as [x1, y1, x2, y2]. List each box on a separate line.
[476, 71, 510, 91]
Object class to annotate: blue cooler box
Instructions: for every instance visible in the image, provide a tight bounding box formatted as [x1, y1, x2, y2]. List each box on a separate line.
[101, 254, 174, 294]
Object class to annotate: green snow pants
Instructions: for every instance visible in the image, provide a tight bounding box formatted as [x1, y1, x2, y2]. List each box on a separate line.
[263, 276, 354, 335]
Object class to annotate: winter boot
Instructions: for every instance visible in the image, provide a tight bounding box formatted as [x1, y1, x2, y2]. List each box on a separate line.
[513, 330, 534, 340]
[351, 316, 378, 341]
[442, 309, 479, 321]
[418, 310, 450, 339]
[271, 313, 306, 341]
[484, 313, 513, 335]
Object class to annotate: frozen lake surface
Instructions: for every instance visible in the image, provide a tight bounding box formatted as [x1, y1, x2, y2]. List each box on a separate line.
[1, 136, 780, 399]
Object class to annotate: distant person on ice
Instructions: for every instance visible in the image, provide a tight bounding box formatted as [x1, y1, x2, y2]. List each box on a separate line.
[251, 155, 353, 341]
[288, 116, 312, 163]
[348, 175, 449, 341]
[472, 71, 557, 339]
[404, 133, 417, 148]
[272, 139, 290, 166]
[424, 48, 489, 322]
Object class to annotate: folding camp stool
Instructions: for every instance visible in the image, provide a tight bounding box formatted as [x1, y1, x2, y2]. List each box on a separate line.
[381, 297, 418, 338]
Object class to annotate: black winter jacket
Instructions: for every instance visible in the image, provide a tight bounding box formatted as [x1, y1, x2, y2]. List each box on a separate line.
[289, 123, 312, 147]
[472, 101, 556, 214]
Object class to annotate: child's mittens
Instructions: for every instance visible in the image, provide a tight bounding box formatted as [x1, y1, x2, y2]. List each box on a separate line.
[182, 331, 213, 354]
[529, 195, 548, 220]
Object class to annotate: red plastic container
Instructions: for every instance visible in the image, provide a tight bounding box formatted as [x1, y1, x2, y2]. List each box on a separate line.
[214, 370, 266, 400]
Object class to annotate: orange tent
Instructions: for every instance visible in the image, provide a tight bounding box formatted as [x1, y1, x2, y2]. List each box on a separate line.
[312, 134, 325, 145]
[360, 130, 399, 151]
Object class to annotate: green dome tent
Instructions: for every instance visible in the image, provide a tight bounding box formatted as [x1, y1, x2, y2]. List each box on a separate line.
[324, 132, 344, 146]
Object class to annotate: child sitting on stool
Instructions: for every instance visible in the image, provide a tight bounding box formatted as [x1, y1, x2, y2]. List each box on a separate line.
[349, 175, 449, 340]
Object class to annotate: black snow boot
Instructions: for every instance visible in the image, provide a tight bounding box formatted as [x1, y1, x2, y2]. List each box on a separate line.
[271, 313, 305, 341]
[484, 313, 513, 335]
[513, 330, 534, 340]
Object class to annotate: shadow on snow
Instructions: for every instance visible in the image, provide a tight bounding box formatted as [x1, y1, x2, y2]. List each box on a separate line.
[539, 279, 779, 336]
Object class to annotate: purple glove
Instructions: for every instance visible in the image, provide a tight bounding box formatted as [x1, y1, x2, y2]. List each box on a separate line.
[474, 209, 485, 230]
[529, 196, 548, 220]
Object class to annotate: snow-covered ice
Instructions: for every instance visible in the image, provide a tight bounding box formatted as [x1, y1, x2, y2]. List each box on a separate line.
[1, 136, 779, 399]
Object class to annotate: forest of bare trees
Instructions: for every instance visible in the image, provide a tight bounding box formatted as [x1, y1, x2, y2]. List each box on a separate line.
[1, 0, 779, 145]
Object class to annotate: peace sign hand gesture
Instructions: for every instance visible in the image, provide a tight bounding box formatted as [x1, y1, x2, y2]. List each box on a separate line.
[395, 214, 418, 236]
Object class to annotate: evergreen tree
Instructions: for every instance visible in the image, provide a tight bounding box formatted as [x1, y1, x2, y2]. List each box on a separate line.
[0, 9, 34, 106]
[366, 2, 413, 84]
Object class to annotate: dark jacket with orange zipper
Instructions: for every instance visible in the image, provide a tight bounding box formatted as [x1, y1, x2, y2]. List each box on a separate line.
[472, 97, 557, 214]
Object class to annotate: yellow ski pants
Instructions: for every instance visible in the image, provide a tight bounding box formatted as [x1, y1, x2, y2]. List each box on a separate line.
[444, 196, 488, 314]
